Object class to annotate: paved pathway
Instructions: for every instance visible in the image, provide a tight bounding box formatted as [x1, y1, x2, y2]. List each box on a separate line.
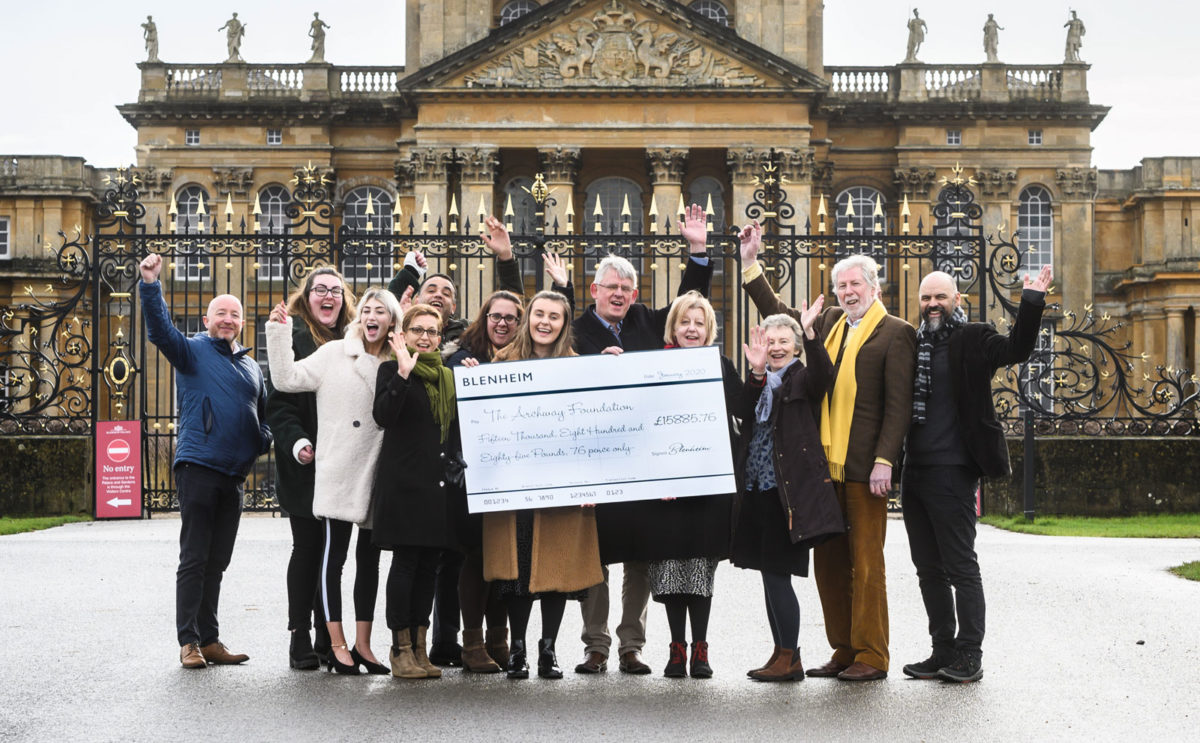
[1, 515, 1197, 741]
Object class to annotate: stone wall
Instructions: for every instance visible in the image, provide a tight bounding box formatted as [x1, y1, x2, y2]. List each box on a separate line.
[983, 437, 1200, 516]
[0, 436, 91, 516]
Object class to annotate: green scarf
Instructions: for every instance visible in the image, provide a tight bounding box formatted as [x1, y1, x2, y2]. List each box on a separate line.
[408, 348, 456, 443]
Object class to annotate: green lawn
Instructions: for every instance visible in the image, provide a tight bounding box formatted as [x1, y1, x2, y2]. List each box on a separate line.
[1169, 561, 1200, 582]
[0, 515, 92, 536]
[980, 513, 1200, 538]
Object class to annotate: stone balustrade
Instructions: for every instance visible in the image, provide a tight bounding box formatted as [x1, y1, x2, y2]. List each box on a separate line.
[0, 155, 101, 195]
[825, 62, 1089, 104]
[138, 62, 406, 103]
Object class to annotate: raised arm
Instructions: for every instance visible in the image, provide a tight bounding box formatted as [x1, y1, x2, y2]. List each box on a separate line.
[138, 254, 192, 371]
[737, 222, 806, 323]
[982, 265, 1051, 370]
[265, 310, 328, 394]
[482, 215, 524, 295]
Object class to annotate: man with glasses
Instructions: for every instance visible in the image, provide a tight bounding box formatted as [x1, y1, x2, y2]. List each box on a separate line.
[571, 204, 713, 676]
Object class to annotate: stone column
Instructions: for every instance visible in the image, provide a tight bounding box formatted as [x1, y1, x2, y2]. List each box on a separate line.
[538, 147, 581, 238]
[646, 148, 689, 312]
[1166, 308, 1187, 371]
[456, 147, 500, 316]
[894, 167, 938, 318]
[1055, 167, 1098, 315]
[409, 146, 453, 279]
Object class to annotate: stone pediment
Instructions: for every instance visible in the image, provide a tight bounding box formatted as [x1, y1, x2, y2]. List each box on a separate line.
[400, 0, 826, 92]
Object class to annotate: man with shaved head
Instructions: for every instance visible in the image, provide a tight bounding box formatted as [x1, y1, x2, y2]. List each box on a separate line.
[139, 253, 272, 669]
[901, 265, 1051, 684]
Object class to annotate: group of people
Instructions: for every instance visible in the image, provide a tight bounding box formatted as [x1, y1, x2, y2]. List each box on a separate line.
[139, 203, 1050, 686]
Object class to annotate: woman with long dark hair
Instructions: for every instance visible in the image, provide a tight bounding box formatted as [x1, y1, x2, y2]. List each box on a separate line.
[483, 291, 604, 680]
[265, 267, 355, 670]
[267, 286, 402, 675]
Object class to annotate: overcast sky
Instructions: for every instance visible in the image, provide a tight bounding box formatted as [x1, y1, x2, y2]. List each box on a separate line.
[0, 1, 1193, 171]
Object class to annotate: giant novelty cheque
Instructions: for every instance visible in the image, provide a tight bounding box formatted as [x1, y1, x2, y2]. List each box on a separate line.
[455, 347, 736, 513]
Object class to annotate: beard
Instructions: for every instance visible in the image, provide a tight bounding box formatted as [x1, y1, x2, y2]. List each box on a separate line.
[922, 306, 948, 330]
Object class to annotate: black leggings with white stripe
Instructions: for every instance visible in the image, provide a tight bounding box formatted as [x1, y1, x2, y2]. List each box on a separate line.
[320, 518, 381, 623]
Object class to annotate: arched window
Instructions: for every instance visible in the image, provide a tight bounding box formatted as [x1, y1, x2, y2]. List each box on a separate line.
[834, 186, 888, 280]
[1018, 186, 1053, 274]
[835, 186, 885, 235]
[343, 186, 394, 233]
[256, 185, 291, 280]
[500, 0, 539, 25]
[585, 177, 644, 235]
[689, 0, 730, 26]
[174, 185, 210, 281]
[342, 186, 395, 283]
[686, 176, 726, 233]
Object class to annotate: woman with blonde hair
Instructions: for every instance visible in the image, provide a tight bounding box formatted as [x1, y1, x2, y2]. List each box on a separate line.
[485, 291, 604, 679]
[267, 286, 402, 675]
[645, 291, 740, 678]
[266, 267, 356, 670]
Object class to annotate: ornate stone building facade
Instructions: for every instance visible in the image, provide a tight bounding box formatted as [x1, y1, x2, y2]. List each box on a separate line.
[2, 1, 1198, 373]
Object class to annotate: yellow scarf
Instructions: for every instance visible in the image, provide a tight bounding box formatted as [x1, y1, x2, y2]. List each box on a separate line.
[820, 299, 887, 482]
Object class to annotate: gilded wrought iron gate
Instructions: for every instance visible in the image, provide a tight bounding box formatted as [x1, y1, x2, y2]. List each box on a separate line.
[3, 154, 1194, 515]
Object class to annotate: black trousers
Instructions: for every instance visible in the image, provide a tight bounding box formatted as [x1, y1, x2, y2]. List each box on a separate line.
[320, 519, 381, 623]
[286, 514, 325, 632]
[431, 549, 464, 647]
[175, 463, 243, 647]
[901, 464, 985, 658]
[385, 545, 441, 630]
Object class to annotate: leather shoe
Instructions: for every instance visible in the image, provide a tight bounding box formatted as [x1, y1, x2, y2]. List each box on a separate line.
[180, 643, 207, 669]
[837, 661, 887, 681]
[805, 659, 849, 678]
[618, 650, 651, 675]
[200, 641, 249, 665]
[574, 651, 608, 674]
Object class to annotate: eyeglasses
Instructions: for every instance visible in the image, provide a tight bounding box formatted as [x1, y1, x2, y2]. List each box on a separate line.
[486, 313, 519, 325]
[407, 327, 441, 338]
[595, 282, 635, 294]
[310, 285, 343, 297]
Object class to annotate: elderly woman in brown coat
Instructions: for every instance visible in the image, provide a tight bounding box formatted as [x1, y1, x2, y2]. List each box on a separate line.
[731, 305, 846, 682]
[482, 290, 604, 680]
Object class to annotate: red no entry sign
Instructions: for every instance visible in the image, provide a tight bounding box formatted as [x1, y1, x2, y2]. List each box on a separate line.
[96, 421, 142, 518]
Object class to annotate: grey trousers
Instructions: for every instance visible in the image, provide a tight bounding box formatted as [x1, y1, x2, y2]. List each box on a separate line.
[579, 562, 649, 657]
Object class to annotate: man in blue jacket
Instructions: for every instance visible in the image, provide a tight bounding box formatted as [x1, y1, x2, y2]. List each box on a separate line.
[139, 253, 272, 669]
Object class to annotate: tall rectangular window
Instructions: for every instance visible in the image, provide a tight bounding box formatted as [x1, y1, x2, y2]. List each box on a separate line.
[946, 129, 962, 146]
[185, 129, 200, 146]
[266, 129, 282, 145]
[1028, 129, 1043, 145]
[0, 217, 9, 259]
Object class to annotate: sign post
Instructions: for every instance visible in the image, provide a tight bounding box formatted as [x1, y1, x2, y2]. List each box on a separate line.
[95, 421, 142, 518]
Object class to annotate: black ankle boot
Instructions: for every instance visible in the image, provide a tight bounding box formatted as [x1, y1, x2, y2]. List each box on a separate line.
[507, 639, 529, 680]
[289, 630, 319, 670]
[537, 638, 563, 679]
[313, 622, 332, 665]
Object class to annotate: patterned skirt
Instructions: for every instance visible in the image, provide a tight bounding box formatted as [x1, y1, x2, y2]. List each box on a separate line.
[647, 557, 719, 599]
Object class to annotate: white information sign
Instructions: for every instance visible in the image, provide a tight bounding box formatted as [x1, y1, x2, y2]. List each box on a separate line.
[455, 346, 736, 513]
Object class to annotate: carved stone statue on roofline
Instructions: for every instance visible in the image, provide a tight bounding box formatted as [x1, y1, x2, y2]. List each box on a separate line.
[219, 12, 246, 63]
[904, 9, 927, 63]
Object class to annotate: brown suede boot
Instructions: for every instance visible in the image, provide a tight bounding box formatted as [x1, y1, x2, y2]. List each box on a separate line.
[412, 626, 442, 678]
[750, 648, 804, 682]
[485, 627, 509, 669]
[747, 646, 783, 678]
[461, 628, 501, 673]
[389, 629, 427, 679]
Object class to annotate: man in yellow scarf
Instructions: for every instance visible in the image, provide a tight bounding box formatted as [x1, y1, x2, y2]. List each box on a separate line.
[740, 230, 915, 682]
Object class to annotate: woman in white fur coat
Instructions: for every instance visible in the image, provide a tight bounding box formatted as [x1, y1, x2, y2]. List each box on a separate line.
[267, 287, 402, 675]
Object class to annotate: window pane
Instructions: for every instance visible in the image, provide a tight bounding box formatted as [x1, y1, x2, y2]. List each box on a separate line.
[687, 176, 726, 233]
[689, 1, 730, 26]
[835, 187, 887, 280]
[174, 186, 210, 281]
[500, 0, 538, 25]
[1018, 186, 1053, 274]
[257, 185, 291, 281]
[342, 186, 395, 284]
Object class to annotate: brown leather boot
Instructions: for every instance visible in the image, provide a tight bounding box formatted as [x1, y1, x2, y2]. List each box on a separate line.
[485, 627, 509, 669]
[389, 629, 427, 679]
[461, 628, 501, 673]
[747, 646, 783, 678]
[412, 626, 442, 678]
[750, 648, 804, 682]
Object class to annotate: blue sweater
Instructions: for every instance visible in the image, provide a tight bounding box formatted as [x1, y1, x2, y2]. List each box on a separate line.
[139, 281, 272, 478]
